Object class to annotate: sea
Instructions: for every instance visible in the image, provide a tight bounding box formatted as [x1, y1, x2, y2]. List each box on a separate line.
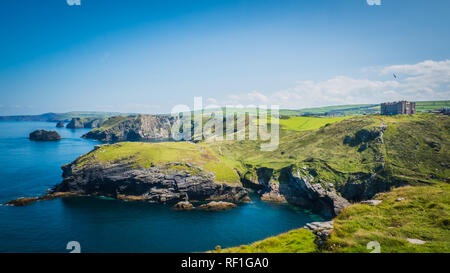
[0, 121, 323, 253]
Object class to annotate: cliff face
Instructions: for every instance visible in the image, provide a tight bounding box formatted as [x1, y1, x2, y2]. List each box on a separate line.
[243, 166, 350, 218]
[66, 117, 104, 129]
[54, 161, 249, 204]
[82, 115, 175, 142]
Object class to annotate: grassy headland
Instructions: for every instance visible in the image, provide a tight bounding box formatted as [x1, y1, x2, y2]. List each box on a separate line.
[74, 112, 449, 253]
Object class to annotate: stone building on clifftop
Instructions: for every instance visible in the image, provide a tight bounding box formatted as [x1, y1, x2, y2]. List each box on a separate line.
[381, 101, 416, 115]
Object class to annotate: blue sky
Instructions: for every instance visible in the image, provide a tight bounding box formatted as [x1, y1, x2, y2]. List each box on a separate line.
[0, 0, 449, 115]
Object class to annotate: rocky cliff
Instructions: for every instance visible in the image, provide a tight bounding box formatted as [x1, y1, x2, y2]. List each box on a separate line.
[82, 115, 176, 141]
[54, 160, 249, 204]
[66, 117, 104, 129]
[243, 166, 350, 218]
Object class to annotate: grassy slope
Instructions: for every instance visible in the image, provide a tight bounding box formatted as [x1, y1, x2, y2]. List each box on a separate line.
[278, 116, 352, 131]
[208, 113, 450, 253]
[75, 113, 449, 253]
[75, 142, 241, 184]
[210, 114, 449, 186]
[80, 113, 449, 188]
[210, 229, 318, 253]
[212, 183, 450, 253]
[90, 115, 137, 131]
[326, 183, 450, 253]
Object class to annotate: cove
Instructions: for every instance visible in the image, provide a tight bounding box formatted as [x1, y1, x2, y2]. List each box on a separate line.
[0, 121, 324, 253]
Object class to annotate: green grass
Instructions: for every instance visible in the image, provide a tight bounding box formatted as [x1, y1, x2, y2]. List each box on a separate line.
[416, 100, 450, 112]
[325, 183, 450, 253]
[209, 228, 318, 253]
[277, 100, 450, 116]
[208, 113, 449, 185]
[278, 116, 352, 131]
[75, 142, 241, 184]
[90, 115, 137, 131]
[214, 183, 450, 253]
[74, 112, 450, 253]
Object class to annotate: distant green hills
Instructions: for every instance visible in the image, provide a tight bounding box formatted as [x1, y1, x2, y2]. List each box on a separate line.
[0, 100, 448, 122]
[280, 100, 450, 116]
[0, 111, 134, 122]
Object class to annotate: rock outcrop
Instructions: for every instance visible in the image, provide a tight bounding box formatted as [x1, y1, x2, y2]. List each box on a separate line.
[173, 201, 195, 210]
[29, 130, 62, 141]
[361, 200, 382, 206]
[3, 192, 79, 206]
[304, 221, 334, 246]
[53, 161, 249, 205]
[82, 115, 176, 142]
[197, 201, 237, 211]
[66, 117, 104, 129]
[56, 121, 65, 128]
[246, 166, 350, 218]
[286, 169, 350, 217]
[261, 182, 287, 202]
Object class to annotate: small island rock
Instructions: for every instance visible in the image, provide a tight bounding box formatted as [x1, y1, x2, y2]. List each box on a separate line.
[56, 121, 65, 128]
[29, 130, 61, 141]
[197, 201, 237, 211]
[173, 201, 194, 210]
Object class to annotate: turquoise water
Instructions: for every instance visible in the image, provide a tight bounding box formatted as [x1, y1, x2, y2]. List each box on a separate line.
[0, 122, 323, 253]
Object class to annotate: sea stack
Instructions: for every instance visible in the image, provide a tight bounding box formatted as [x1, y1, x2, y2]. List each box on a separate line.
[56, 121, 65, 128]
[29, 130, 62, 141]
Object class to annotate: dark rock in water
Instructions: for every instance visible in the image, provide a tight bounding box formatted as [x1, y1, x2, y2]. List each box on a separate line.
[197, 201, 237, 211]
[173, 201, 195, 210]
[53, 161, 249, 205]
[3, 192, 79, 206]
[66, 118, 84, 129]
[56, 121, 65, 128]
[29, 130, 61, 141]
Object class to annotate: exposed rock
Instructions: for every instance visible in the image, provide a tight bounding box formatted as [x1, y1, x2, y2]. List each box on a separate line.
[66, 118, 84, 129]
[304, 221, 334, 246]
[53, 161, 249, 205]
[287, 169, 350, 218]
[261, 182, 287, 202]
[245, 166, 350, 218]
[56, 121, 65, 128]
[361, 200, 382, 206]
[426, 141, 441, 151]
[343, 125, 387, 147]
[67, 117, 104, 129]
[338, 171, 406, 201]
[173, 201, 194, 210]
[240, 168, 273, 190]
[407, 238, 426, 245]
[3, 192, 79, 206]
[82, 115, 176, 142]
[29, 130, 61, 141]
[395, 197, 406, 202]
[197, 201, 237, 211]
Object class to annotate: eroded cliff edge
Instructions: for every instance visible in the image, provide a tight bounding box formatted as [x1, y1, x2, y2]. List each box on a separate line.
[56, 161, 249, 203]
[82, 115, 175, 141]
[49, 142, 250, 204]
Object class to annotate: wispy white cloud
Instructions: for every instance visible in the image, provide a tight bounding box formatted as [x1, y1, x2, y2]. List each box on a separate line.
[223, 60, 450, 108]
